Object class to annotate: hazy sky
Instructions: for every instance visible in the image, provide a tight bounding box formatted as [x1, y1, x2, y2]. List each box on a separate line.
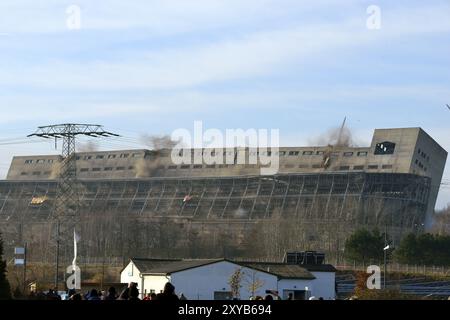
[0, 0, 449, 208]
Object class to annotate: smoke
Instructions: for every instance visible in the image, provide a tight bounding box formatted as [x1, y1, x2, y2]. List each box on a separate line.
[140, 134, 179, 151]
[135, 157, 163, 178]
[77, 141, 99, 152]
[134, 134, 181, 178]
[308, 126, 357, 147]
[49, 162, 62, 180]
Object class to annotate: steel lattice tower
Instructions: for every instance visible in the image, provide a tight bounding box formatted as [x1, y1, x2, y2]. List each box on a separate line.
[28, 124, 119, 289]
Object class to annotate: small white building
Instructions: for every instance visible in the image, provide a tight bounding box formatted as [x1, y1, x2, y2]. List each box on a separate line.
[120, 258, 336, 300]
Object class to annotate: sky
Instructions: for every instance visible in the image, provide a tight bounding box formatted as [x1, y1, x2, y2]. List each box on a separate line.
[0, 0, 449, 208]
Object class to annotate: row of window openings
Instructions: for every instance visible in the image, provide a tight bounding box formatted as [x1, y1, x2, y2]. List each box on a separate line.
[24, 159, 54, 164]
[24, 153, 143, 164]
[20, 163, 393, 175]
[180, 150, 369, 157]
[417, 149, 430, 162]
[414, 159, 428, 172]
[77, 153, 142, 160]
[165, 164, 392, 170]
[24, 151, 370, 165]
[20, 166, 135, 175]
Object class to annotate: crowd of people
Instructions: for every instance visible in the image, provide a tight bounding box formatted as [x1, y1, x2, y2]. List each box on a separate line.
[29, 282, 185, 301]
[28, 282, 321, 301]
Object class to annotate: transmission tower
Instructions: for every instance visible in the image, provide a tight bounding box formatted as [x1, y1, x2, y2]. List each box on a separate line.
[28, 124, 119, 289]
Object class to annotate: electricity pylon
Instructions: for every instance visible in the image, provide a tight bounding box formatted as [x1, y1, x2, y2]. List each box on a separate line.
[28, 124, 119, 289]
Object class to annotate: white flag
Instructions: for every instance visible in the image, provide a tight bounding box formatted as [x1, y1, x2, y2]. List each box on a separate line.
[73, 230, 80, 268]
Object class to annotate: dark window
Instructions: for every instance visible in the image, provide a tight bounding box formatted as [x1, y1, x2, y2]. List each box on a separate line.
[25, 160, 33, 164]
[382, 165, 393, 169]
[36, 159, 45, 164]
[193, 165, 203, 169]
[116, 166, 125, 170]
[357, 151, 368, 157]
[96, 155, 104, 159]
[302, 151, 313, 155]
[415, 159, 419, 164]
[92, 168, 101, 172]
[168, 165, 177, 169]
[289, 151, 299, 156]
[181, 165, 190, 169]
[128, 166, 135, 170]
[84, 155, 92, 160]
[108, 154, 117, 159]
[343, 152, 353, 157]
[104, 167, 113, 171]
[32, 171, 41, 175]
[120, 154, 129, 158]
[330, 152, 339, 157]
[48, 159, 54, 163]
[20, 172, 28, 176]
[368, 165, 378, 169]
[80, 168, 89, 172]
[353, 165, 364, 170]
[339, 166, 350, 170]
[374, 141, 396, 155]
[279, 151, 286, 156]
[316, 151, 324, 155]
[44, 171, 51, 175]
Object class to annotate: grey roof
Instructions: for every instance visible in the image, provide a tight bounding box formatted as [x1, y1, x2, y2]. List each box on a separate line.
[129, 258, 334, 280]
[131, 258, 225, 275]
[239, 262, 316, 280]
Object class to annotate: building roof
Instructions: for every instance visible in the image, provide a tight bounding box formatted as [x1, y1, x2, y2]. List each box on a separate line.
[130, 258, 225, 275]
[239, 262, 316, 280]
[127, 258, 335, 280]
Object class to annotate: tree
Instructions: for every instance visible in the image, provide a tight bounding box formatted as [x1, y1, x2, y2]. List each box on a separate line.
[0, 233, 12, 300]
[344, 229, 385, 265]
[243, 269, 265, 299]
[228, 268, 243, 300]
[395, 233, 450, 266]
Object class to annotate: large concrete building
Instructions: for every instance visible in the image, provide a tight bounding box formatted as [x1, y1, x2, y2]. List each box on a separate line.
[0, 127, 447, 263]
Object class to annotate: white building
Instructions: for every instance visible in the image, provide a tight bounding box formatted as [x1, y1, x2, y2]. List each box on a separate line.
[120, 258, 336, 300]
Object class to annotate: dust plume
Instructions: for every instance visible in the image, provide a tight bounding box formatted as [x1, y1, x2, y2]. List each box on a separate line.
[140, 134, 179, 150]
[135, 134, 180, 178]
[77, 141, 99, 152]
[308, 126, 357, 147]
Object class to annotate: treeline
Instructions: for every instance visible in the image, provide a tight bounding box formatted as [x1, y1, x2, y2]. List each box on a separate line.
[344, 229, 450, 266]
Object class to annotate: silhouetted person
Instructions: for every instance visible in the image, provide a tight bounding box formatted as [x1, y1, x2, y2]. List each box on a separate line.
[265, 295, 274, 301]
[104, 287, 117, 300]
[287, 293, 294, 301]
[155, 283, 180, 301]
[70, 293, 82, 301]
[129, 286, 140, 301]
[88, 289, 101, 301]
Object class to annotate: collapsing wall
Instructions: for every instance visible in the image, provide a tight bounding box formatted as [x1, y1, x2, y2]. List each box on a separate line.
[0, 172, 430, 263]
